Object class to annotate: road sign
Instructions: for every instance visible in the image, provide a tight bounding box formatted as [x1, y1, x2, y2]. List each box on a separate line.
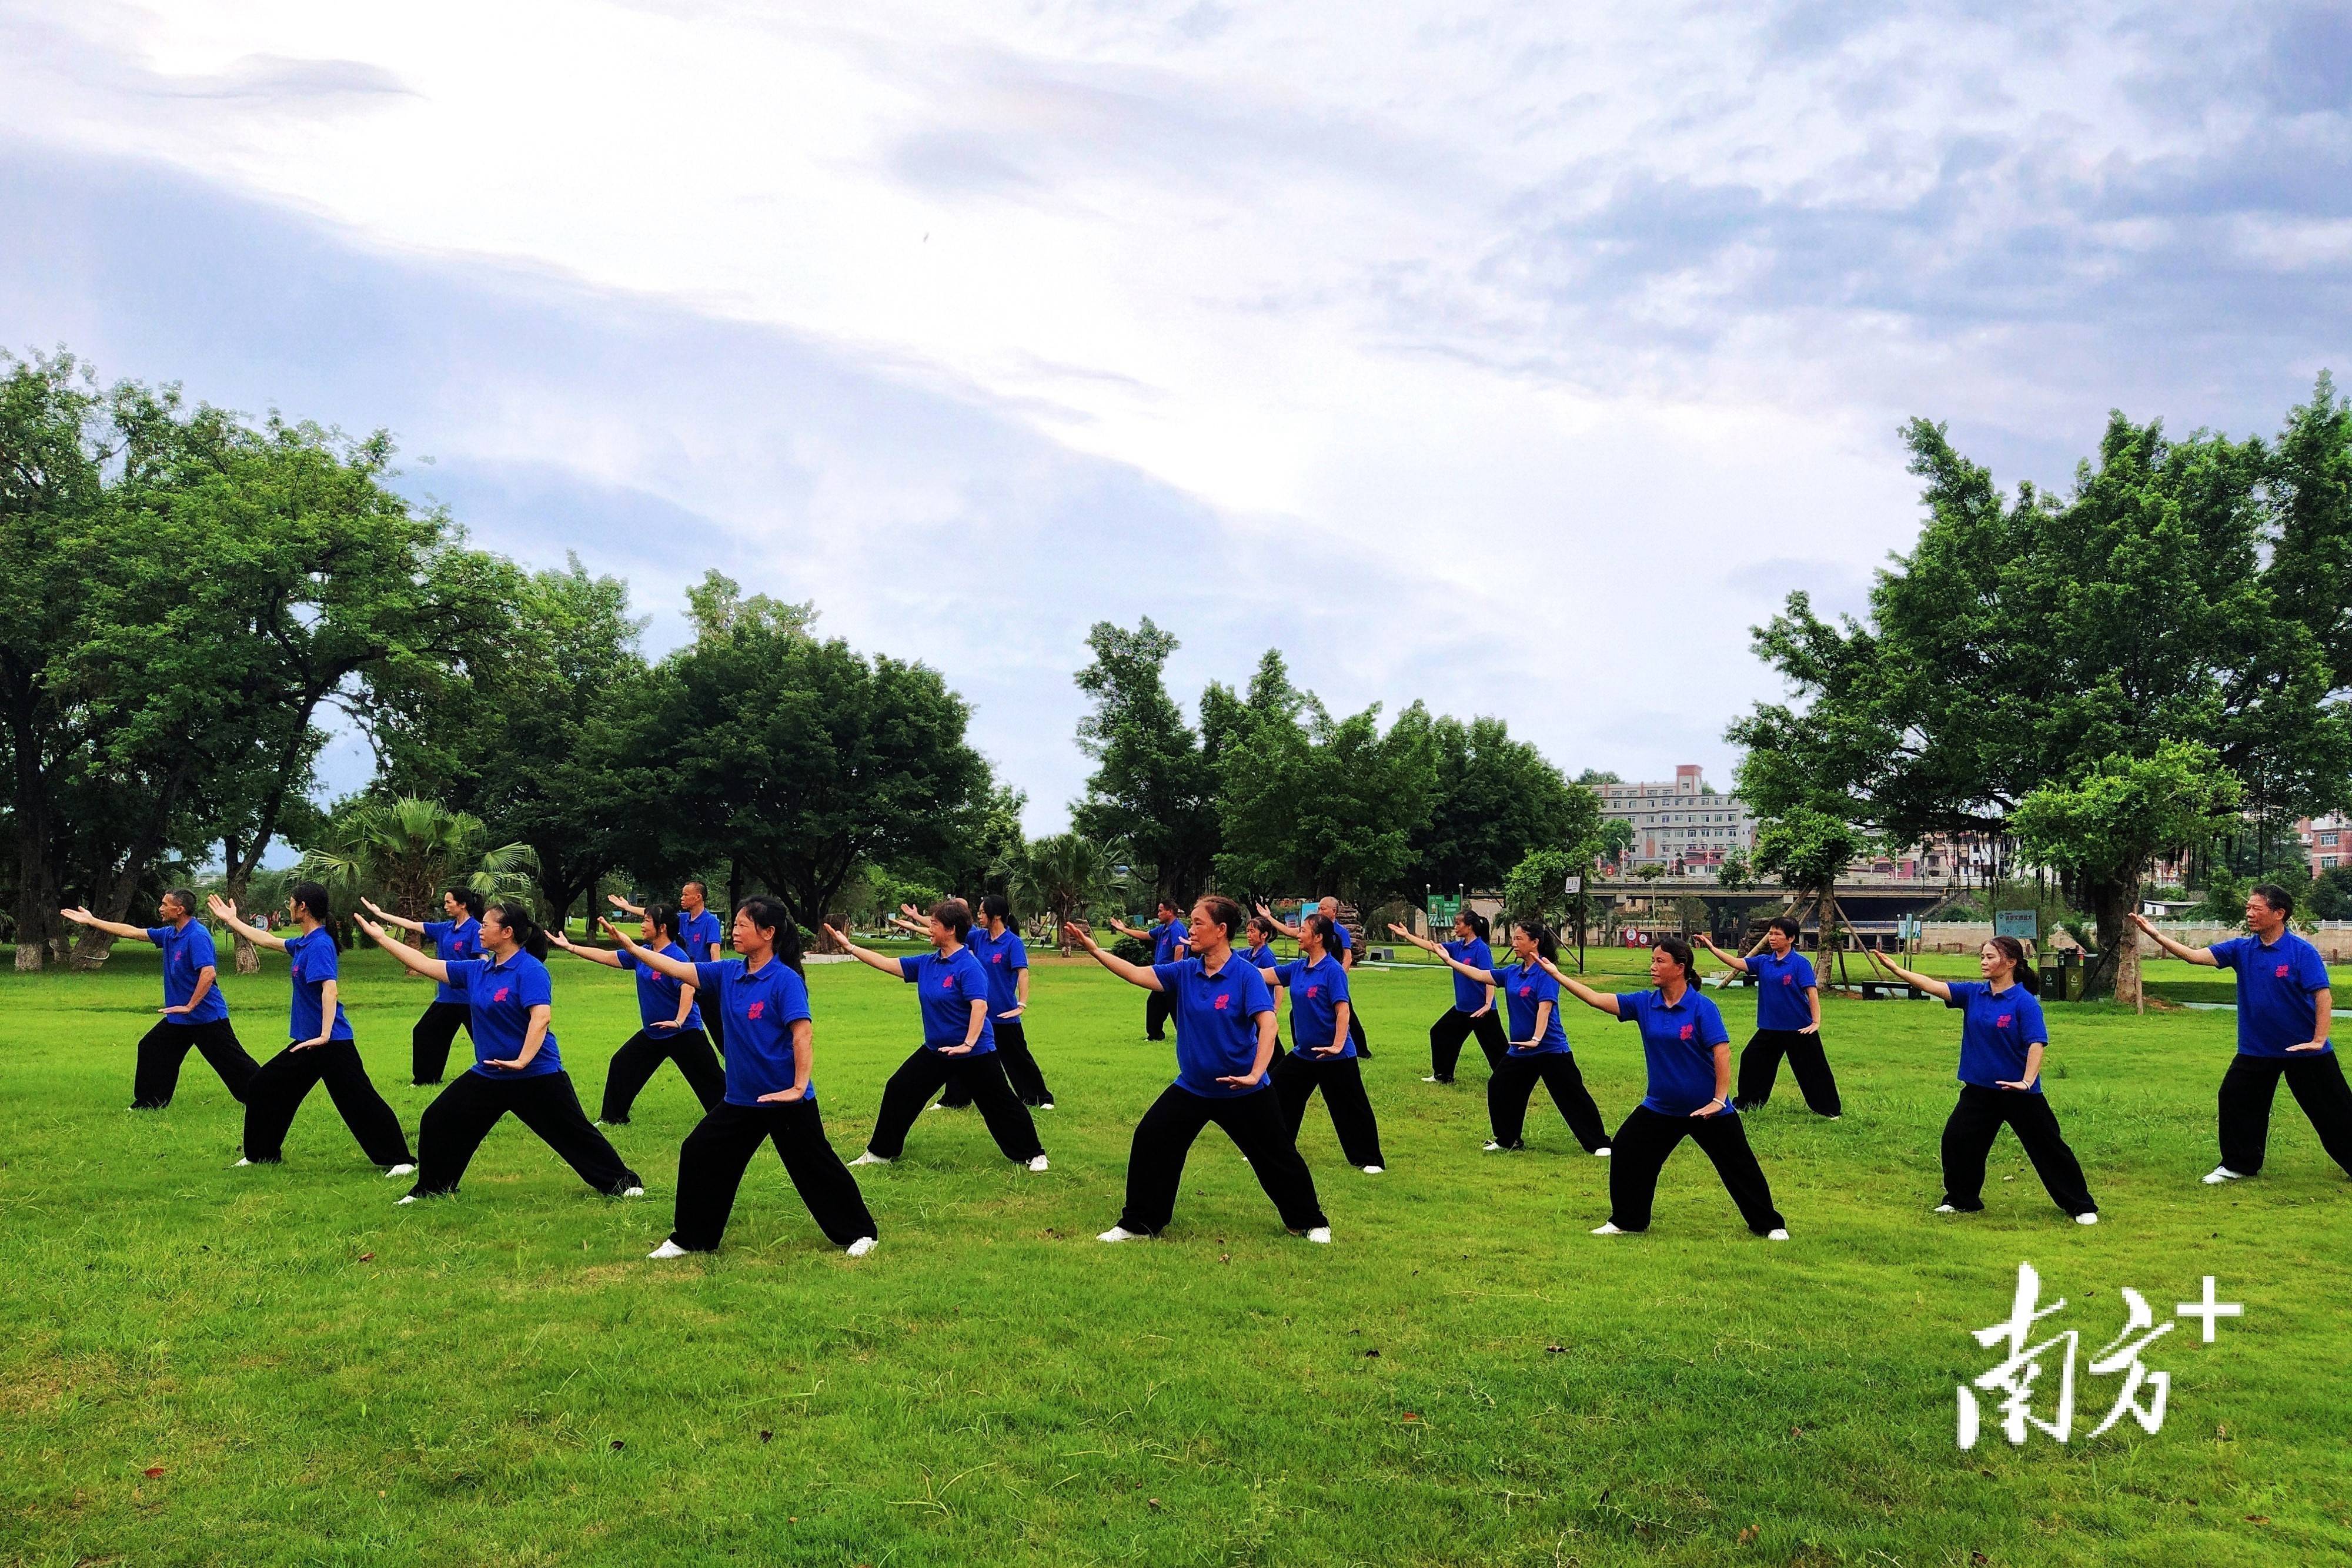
[1563, 875, 1582, 894]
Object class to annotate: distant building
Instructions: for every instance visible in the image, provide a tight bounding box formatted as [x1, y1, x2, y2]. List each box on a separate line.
[1593, 765, 1758, 869]
[2298, 813, 2352, 872]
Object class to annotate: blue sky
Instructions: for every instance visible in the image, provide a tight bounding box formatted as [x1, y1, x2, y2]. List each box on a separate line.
[4, 0, 2347, 831]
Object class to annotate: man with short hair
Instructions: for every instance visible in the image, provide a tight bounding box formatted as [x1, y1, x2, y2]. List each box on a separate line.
[1108, 901, 1189, 1041]
[61, 890, 261, 1108]
[2133, 884, 2352, 1187]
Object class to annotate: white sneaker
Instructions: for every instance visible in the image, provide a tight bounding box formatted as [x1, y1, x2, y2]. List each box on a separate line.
[2202, 1165, 2246, 1185]
[396, 1193, 418, 1205]
[848, 1151, 891, 1167]
[1304, 1226, 1332, 1244]
[1098, 1225, 1142, 1243]
[1038, 1101, 1056, 1111]
[1593, 1146, 1612, 1159]
[619, 1185, 646, 1198]
[2075, 1211, 2100, 1225]
[385, 1162, 416, 1178]
[1420, 1075, 1441, 1082]
[1026, 1155, 1050, 1172]
[1482, 1140, 1505, 1152]
[1591, 1222, 1626, 1236]
[926, 1102, 948, 1112]
[1933, 1203, 1958, 1213]
[1766, 1228, 1790, 1241]
[647, 1239, 689, 1259]
[1361, 1165, 1384, 1175]
[846, 1236, 877, 1257]
[232, 1158, 253, 1168]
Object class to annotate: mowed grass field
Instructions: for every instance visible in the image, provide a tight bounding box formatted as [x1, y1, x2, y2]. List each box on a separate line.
[4, 938, 2351, 1566]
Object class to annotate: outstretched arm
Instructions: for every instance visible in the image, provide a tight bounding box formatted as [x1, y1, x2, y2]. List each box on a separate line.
[352, 914, 449, 982]
[1861, 945, 1953, 1001]
[2128, 911, 2219, 967]
[1695, 933, 1752, 974]
[206, 896, 290, 954]
[607, 893, 647, 919]
[1536, 957, 1621, 1017]
[1105, 917, 1151, 942]
[823, 926, 909, 978]
[359, 897, 426, 935]
[547, 927, 626, 968]
[601, 918, 699, 984]
[1064, 921, 1165, 991]
[1387, 924, 1495, 984]
[58, 907, 152, 942]
[1257, 902, 1304, 941]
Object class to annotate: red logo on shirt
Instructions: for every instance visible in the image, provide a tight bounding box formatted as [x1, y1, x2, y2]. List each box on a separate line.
[1780, 975, 1792, 985]
[991, 954, 1003, 964]
[1213, 993, 1230, 1011]
[1306, 985, 1321, 999]
[747, 1000, 765, 1019]
[1518, 984, 1531, 997]
[1679, 1024, 1695, 1041]
[2276, 964, 2291, 978]
[943, 975, 957, 989]
[1997, 1013, 2013, 1027]
[493, 987, 510, 1002]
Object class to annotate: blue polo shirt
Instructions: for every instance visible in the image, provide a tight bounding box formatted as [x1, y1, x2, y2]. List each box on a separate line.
[1276, 953, 1352, 1056]
[1752, 949, 1816, 1032]
[1495, 962, 1569, 1055]
[1444, 937, 1495, 1012]
[1152, 956, 1276, 1096]
[1150, 920, 1190, 964]
[1242, 941, 1279, 971]
[679, 908, 724, 961]
[421, 917, 482, 1004]
[2211, 931, 2333, 1058]
[1618, 987, 1732, 1115]
[147, 921, 229, 1025]
[285, 927, 354, 1043]
[967, 926, 1029, 1018]
[618, 942, 704, 1032]
[899, 948, 996, 1053]
[445, 952, 562, 1078]
[695, 958, 816, 1105]
[1945, 980, 2047, 1092]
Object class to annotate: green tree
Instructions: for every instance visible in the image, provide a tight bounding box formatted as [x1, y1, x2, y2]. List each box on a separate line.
[1501, 847, 1575, 932]
[1414, 716, 1592, 895]
[295, 795, 539, 922]
[1752, 808, 1873, 954]
[1733, 391, 2352, 998]
[1071, 618, 1218, 903]
[1011, 832, 1124, 951]
[2010, 741, 2244, 1004]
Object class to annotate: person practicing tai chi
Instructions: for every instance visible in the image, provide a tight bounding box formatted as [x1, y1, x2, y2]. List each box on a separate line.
[827, 901, 1050, 1173]
[2133, 885, 2352, 1188]
[356, 901, 644, 1205]
[1548, 937, 1790, 1240]
[1257, 913, 1385, 1174]
[1107, 901, 1189, 1041]
[612, 881, 726, 1052]
[1392, 917, 1611, 1156]
[1242, 914, 1282, 974]
[1415, 908, 1505, 1085]
[1070, 895, 1331, 1243]
[62, 889, 259, 1110]
[1697, 918, 1840, 1117]
[549, 904, 721, 1125]
[931, 895, 1055, 1113]
[357, 888, 482, 1086]
[205, 886, 414, 1175]
[601, 899, 877, 1259]
[1864, 937, 2098, 1223]
[1261, 897, 1372, 1057]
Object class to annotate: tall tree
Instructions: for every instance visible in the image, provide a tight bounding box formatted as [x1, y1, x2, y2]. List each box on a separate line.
[1415, 715, 1593, 895]
[1070, 618, 1219, 902]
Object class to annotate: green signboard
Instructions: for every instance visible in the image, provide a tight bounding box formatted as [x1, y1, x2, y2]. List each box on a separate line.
[1994, 910, 2039, 941]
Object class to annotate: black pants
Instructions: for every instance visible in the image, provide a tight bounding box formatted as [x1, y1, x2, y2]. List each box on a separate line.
[1608, 1105, 1786, 1234]
[243, 1039, 413, 1166]
[1118, 1083, 1328, 1235]
[132, 1019, 259, 1109]
[704, 998, 726, 1057]
[1736, 1028, 1843, 1116]
[1940, 1085, 2097, 1216]
[1489, 1051, 1612, 1151]
[670, 1099, 876, 1251]
[410, 1071, 642, 1198]
[867, 1048, 1044, 1162]
[2217, 1052, 2352, 1177]
[1429, 1008, 1508, 1082]
[1145, 990, 1172, 1041]
[940, 1017, 1055, 1108]
[1348, 1007, 1371, 1059]
[600, 1027, 724, 1123]
[1271, 1051, 1385, 1168]
[410, 1001, 472, 1085]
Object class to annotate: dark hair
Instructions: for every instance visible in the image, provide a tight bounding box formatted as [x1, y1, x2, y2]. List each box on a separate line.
[644, 902, 679, 944]
[446, 885, 486, 920]
[683, 879, 709, 900]
[289, 881, 332, 923]
[1247, 913, 1279, 944]
[980, 892, 1011, 923]
[930, 898, 974, 941]
[1653, 935, 1696, 981]
[1511, 916, 1559, 964]
[2251, 882, 2296, 917]
[736, 895, 804, 974]
[1988, 934, 2039, 994]
[1768, 915, 1801, 941]
[1194, 894, 1244, 945]
[1455, 908, 1490, 942]
[1157, 898, 1180, 918]
[162, 887, 196, 917]
[486, 899, 548, 960]
[1305, 912, 1338, 949]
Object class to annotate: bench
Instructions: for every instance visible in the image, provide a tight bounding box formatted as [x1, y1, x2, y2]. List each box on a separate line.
[1846, 981, 1927, 1001]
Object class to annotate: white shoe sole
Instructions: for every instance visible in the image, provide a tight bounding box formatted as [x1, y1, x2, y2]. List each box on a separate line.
[1766, 1228, 1790, 1241]
[1304, 1227, 1332, 1244]
[2202, 1167, 2245, 1185]
[1591, 1223, 1625, 1236]
[385, 1163, 416, 1178]
[2075, 1212, 2100, 1225]
[647, 1239, 689, 1259]
[846, 1236, 877, 1257]
[1026, 1156, 1050, 1172]
[848, 1152, 891, 1167]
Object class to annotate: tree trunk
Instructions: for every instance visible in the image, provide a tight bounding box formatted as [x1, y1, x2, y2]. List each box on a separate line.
[2088, 876, 2138, 1006]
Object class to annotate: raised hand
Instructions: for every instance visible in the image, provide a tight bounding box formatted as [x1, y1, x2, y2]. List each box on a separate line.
[607, 892, 632, 910]
[59, 905, 96, 927]
[206, 894, 239, 923]
[353, 913, 385, 940]
[548, 927, 576, 950]
[1061, 921, 1096, 951]
[597, 916, 629, 942]
[360, 895, 388, 918]
[822, 924, 854, 951]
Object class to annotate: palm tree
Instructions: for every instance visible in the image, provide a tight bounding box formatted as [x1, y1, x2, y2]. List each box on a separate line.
[297, 797, 540, 930]
[1011, 833, 1123, 953]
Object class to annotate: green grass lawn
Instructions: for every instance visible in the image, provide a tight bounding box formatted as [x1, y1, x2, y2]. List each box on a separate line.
[5, 941, 2351, 1566]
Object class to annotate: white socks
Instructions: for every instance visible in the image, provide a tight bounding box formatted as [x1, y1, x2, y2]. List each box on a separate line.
[848, 1151, 891, 1166]
[647, 1239, 689, 1259]
[846, 1236, 877, 1257]
[385, 1162, 416, 1178]
[2203, 1165, 2246, 1185]
[1098, 1225, 1142, 1243]
[1026, 1155, 1050, 1172]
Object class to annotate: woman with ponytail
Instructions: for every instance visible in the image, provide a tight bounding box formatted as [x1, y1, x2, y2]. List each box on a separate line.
[549, 903, 724, 1125]
[1548, 937, 1790, 1239]
[1391, 916, 1612, 1156]
[1414, 908, 1507, 1085]
[607, 897, 877, 1258]
[356, 900, 644, 1205]
[1865, 938, 2098, 1223]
